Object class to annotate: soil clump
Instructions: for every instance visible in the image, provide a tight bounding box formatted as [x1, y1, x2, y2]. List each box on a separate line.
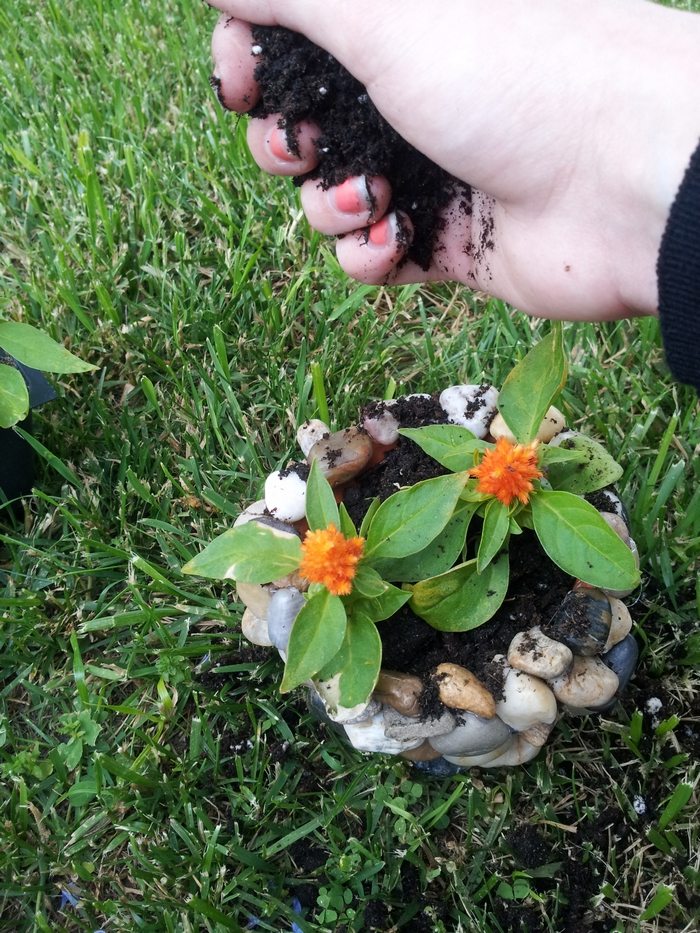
[249, 25, 472, 270]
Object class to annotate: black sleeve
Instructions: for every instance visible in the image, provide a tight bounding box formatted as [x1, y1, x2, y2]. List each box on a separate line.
[657, 138, 700, 394]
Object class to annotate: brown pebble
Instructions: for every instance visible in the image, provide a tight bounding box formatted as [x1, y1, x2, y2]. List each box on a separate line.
[307, 427, 373, 486]
[434, 663, 496, 718]
[374, 669, 423, 717]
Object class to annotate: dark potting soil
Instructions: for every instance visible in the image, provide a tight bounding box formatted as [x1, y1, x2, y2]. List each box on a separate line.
[339, 395, 575, 708]
[249, 26, 472, 270]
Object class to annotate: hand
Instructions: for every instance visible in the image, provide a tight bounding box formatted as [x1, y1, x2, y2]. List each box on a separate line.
[208, 0, 700, 321]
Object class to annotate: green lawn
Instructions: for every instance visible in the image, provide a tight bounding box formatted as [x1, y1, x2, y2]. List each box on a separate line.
[1, 1, 698, 930]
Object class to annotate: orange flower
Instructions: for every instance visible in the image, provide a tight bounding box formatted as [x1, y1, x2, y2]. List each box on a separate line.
[469, 437, 543, 507]
[299, 524, 365, 596]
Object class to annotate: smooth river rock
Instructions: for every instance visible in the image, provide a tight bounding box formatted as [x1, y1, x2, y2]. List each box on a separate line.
[438, 384, 499, 438]
[241, 608, 272, 647]
[374, 670, 424, 718]
[495, 663, 558, 731]
[443, 739, 514, 768]
[600, 635, 639, 697]
[550, 655, 620, 711]
[383, 707, 456, 742]
[604, 597, 634, 651]
[507, 627, 573, 680]
[344, 710, 424, 755]
[307, 427, 373, 486]
[429, 712, 512, 758]
[233, 498, 268, 527]
[236, 581, 272, 619]
[490, 405, 566, 444]
[545, 587, 612, 656]
[296, 419, 330, 457]
[434, 663, 496, 718]
[264, 468, 307, 523]
[267, 587, 305, 653]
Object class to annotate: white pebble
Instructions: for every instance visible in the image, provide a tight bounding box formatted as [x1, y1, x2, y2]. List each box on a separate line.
[251, 44, 263, 55]
[490, 405, 566, 443]
[233, 499, 268, 528]
[264, 469, 307, 523]
[362, 402, 400, 445]
[633, 795, 647, 815]
[241, 608, 272, 647]
[296, 419, 330, 457]
[495, 661, 558, 731]
[439, 385, 499, 439]
[645, 697, 663, 715]
[344, 711, 424, 754]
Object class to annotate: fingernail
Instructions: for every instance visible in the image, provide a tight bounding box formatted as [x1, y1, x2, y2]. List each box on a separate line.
[268, 125, 298, 162]
[334, 176, 370, 214]
[368, 213, 396, 247]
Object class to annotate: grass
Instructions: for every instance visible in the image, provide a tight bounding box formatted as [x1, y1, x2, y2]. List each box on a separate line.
[1, 0, 698, 930]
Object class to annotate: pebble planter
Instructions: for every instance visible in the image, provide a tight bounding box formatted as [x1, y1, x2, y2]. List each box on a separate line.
[234, 384, 640, 772]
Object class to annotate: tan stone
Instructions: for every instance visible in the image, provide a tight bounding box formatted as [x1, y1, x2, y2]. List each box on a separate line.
[236, 581, 272, 618]
[521, 721, 555, 748]
[307, 427, 373, 486]
[495, 663, 558, 731]
[374, 670, 423, 717]
[241, 608, 272, 647]
[490, 406, 566, 444]
[604, 598, 633, 651]
[550, 655, 619, 710]
[507, 627, 573, 680]
[434, 663, 496, 718]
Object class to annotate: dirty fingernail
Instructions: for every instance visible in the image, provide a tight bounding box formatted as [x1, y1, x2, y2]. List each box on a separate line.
[334, 176, 370, 214]
[368, 213, 396, 247]
[268, 125, 299, 162]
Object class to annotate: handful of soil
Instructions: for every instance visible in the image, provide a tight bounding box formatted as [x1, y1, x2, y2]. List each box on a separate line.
[249, 26, 471, 270]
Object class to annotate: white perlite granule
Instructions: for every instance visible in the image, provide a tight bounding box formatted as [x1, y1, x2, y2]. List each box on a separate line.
[633, 795, 647, 815]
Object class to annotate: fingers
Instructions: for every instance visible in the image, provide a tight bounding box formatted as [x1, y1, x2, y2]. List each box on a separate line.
[246, 115, 321, 175]
[299, 175, 391, 235]
[211, 15, 261, 112]
[335, 212, 415, 284]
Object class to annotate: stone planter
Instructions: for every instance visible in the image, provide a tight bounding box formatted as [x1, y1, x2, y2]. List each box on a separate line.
[234, 385, 640, 772]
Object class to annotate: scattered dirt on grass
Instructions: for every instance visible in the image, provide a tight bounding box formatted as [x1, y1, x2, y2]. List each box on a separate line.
[249, 25, 474, 271]
[506, 824, 552, 869]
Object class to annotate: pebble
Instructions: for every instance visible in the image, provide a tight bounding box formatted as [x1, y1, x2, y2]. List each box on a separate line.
[236, 581, 272, 618]
[507, 627, 573, 680]
[443, 738, 514, 768]
[434, 663, 496, 718]
[233, 498, 268, 527]
[600, 511, 631, 547]
[241, 607, 273, 646]
[264, 468, 307, 523]
[411, 756, 465, 777]
[343, 710, 424, 754]
[383, 708, 455, 742]
[495, 661, 558, 731]
[548, 587, 612, 656]
[374, 670, 424, 718]
[296, 419, 330, 457]
[480, 734, 544, 767]
[520, 720, 554, 748]
[307, 427, 373, 486]
[600, 635, 639, 697]
[490, 405, 566, 444]
[361, 402, 400, 445]
[603, 598, 634, 651]
[428, 712, 512, 757]
[438, 384, 499, 438]
[267, 587, 305, 652]
[400, 741, 443, 762]
[550, 655, 619, 711]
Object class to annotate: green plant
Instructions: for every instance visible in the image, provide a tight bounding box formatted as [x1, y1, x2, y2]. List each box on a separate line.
[183, 325, 640, 712]
[0, 321, 94, 428]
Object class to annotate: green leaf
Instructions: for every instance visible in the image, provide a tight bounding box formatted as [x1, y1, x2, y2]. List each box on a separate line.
[359, 497, 381, 538]
[639, 884, 675, 922]
[538, 445, 587, 466]
[657, 782, 694, 831]
[0, 321, 95, 373]
[305, 459, 340, 531]
[371, 501, 477, 582]
[352, 564, 389, 598]
[364, 472, 470, 559]
[497, 324, 567, 443]
[281, 591, 347, 692]
[0, 363, 30, 428]
[398, 425, 490, 471]
[531, 490, 640, 590]
[316, 613, 382, 708]
[338, 502, 358, 538]
[351, 583, 412, 624]
[181, 522, 301, 583]
[544, 434, 624, 494]
[410, 554, 510, 632]
[477, 499, 510, 572]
